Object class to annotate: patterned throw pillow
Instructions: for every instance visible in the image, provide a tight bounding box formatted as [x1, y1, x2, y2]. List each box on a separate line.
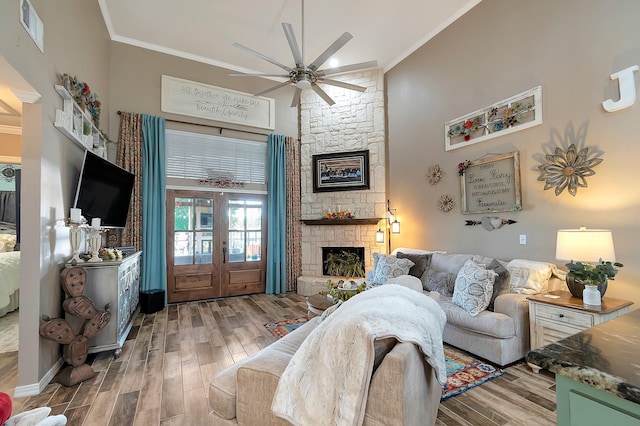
[371, 253, 415, 285]
[507, 259, 554, 295]
[452, 259, 498, 316]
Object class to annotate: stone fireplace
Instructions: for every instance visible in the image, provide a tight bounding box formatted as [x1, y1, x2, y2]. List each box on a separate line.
[297, 69, 386, 295]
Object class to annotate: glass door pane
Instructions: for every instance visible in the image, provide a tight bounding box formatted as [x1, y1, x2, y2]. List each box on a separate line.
[173, 197, 214, 265]
[228, 200, 263, 263]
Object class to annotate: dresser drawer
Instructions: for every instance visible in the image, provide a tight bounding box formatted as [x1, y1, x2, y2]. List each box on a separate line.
[535, 303, 594, 328]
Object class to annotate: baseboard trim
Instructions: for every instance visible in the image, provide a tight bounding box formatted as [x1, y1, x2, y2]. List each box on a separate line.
[14, 357, 63, 397]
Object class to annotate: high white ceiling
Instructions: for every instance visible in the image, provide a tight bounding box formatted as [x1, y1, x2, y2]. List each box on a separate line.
[1, 0, 482, 132]
[99, 0, 480, 77]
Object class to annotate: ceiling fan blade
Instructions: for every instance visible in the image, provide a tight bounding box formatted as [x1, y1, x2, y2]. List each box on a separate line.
[311, 84, 336, 106]
[308, 32, 353, 72]
[233, 43, 294, 73]
[318, 78, 367, 92]
[319, 60, 378, 76]
[282, 23, 304, 68]
[290, 88, 301, 108]
[254, 81, 293, 97]
[229, 73, 290, 78]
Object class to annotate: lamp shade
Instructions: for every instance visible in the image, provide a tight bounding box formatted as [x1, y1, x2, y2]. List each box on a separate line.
[391, 220, 401, 234]
[376, 228, 385, 244]
[556, 227, 616, 262]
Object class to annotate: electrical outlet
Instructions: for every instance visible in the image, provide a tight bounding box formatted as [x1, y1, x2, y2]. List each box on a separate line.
[519, 234, 527, 245]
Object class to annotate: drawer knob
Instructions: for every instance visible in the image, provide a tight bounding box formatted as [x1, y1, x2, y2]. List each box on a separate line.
[559, 314, 564, 318]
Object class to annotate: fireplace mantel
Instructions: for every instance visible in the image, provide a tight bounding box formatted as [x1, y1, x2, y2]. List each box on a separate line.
[301, 218, 381, 226]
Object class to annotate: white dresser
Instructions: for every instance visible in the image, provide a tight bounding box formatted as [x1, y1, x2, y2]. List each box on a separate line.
[66, 251, 142, 357]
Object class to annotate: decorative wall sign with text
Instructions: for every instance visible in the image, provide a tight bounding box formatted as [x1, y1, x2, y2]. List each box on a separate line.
[445, 87, 542, 151]
[460, 151, 522, 214]
[161, 75, 275, 130]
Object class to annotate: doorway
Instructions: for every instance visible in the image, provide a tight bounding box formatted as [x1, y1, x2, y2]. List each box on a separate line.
[166, 190, 267, 303]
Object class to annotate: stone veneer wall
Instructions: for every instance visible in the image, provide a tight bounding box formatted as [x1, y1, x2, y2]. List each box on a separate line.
[299, 69, 386, 277]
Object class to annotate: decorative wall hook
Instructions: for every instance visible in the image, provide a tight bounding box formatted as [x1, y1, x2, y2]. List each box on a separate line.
[465, 217, 517, 231]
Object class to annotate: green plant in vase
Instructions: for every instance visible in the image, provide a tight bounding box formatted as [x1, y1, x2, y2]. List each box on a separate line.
[565, 259, 623, 298]
[323, 250, 365, 278]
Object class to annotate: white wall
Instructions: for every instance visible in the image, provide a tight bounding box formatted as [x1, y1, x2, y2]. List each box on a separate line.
[386, 0, 640, 306]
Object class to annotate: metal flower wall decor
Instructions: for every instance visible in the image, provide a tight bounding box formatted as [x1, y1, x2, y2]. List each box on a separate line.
[537, 144, 602, 196]
[427, 165, 443, 185]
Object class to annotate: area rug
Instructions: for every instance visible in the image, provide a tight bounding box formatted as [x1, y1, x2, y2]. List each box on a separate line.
[264, 317, 504, 400]
[264, 317, 309, 339]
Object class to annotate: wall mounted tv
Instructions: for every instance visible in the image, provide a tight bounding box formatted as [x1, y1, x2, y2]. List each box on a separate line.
[73, 150, 135, 228]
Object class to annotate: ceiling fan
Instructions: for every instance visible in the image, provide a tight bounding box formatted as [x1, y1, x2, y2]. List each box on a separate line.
[230, 0, 378, 107]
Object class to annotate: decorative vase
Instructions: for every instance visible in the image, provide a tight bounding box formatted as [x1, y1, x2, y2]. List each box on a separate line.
[583, 284, 602, 306]
[566, 273, 608, 298]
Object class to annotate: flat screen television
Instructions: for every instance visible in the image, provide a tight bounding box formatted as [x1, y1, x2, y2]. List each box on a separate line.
[73, 150, 135, 228]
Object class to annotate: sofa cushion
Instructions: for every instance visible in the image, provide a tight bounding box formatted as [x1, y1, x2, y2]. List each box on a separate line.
[209, 316, 320, 420]
[507, 259, 554, 294]
[396, 251, 432, 278]
[439, 297, 516, 338]
[371, 253, 414, 285]
[451, 260, 497, 316]
[420, 268, 456, 296]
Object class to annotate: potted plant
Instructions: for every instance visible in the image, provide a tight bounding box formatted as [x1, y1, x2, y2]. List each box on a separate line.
[565, 259, 623, 298]
[323, 250, 365, 278]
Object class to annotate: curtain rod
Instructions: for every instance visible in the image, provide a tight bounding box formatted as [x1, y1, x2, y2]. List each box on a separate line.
[116, 111, 270, 137]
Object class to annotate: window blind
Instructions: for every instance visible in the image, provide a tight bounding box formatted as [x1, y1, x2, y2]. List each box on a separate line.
[165, 129, 267, 184]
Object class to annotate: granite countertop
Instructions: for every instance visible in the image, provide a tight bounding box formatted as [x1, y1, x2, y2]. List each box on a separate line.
[527, 308, 640, 404]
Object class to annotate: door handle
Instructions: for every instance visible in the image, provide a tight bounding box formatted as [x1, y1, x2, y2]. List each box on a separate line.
[222, 246, 227, 264]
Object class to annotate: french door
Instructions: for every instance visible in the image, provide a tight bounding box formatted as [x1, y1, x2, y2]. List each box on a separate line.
[166, 190, 267, 303]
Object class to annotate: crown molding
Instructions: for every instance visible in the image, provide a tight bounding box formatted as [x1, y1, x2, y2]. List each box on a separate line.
[10, 89, 41, 104]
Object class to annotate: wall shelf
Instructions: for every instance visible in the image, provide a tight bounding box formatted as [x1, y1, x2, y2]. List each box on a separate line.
[53, 85, 107, 158]
[302, 218, 381, 226]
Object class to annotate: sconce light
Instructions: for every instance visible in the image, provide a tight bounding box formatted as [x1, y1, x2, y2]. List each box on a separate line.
[387, 199, 401, 234]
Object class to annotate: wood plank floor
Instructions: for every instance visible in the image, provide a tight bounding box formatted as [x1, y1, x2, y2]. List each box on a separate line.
[4, 293, 557, 425]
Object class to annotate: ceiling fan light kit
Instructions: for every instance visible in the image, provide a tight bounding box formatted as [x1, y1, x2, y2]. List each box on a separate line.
[231, 0, 377, 107]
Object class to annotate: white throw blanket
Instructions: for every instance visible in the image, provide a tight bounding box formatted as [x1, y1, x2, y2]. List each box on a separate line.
[271, 284, 447, 426]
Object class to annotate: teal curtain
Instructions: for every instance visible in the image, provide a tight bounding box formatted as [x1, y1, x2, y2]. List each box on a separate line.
[141, 114, 167, 300]
[266, 134, 287, 294]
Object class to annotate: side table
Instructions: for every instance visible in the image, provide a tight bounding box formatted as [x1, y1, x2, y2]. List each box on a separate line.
[306, 294, 334, 318]
[527, 290, 633, 372]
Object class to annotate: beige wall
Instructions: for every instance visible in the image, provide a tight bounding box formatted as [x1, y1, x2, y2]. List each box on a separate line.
[0, 133, 21, 158]
[0, 0, 111, 390]
[386, 0, 640, 305]
[107, 43, 298, 143]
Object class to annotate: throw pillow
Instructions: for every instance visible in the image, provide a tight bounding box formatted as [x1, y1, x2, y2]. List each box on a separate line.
[486, 259, 510, 311]
[420, 268, 457, 297]
[371, 253, 414, 285]
[396, 251, 432, 278]
[506, 259, 554, 295]
[452, 259, 497, 316]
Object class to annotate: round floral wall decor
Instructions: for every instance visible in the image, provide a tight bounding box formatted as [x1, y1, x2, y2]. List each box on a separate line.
[438, 195, 455, 212]
[537, 143, 602, 196]
[427, 165, 443, 185]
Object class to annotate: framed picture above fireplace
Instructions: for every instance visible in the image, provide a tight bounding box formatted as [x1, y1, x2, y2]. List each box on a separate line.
[312, 150, 370, 193]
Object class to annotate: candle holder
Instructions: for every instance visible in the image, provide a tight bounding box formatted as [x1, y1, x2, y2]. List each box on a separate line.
[87, 227, 103, 263]
[69, 223, 83, 264]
